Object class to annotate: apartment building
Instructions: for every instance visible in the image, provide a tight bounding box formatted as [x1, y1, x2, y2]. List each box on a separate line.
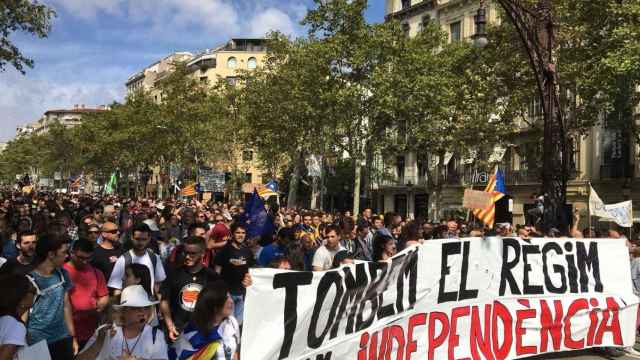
[380, 0, 639, 229]
[125, 52, 194, 99]
[125, 39, 268, 198]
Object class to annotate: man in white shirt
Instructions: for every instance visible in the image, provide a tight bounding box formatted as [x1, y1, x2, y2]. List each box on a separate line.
[312, 224, 344, 271]
[76, 285, 168, 360]
[108, 223, 166, 297]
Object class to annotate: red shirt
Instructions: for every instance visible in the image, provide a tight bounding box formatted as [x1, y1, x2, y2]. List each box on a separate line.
[63, 262, 108, 341]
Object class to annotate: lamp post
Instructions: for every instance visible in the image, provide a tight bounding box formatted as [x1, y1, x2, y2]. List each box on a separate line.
[473, 0, 569, 232]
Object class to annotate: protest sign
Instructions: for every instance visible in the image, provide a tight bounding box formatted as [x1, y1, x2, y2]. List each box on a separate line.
[242, 237, 637, 360]
[463, 189, 493, 209]
[589, 186, 633, 227]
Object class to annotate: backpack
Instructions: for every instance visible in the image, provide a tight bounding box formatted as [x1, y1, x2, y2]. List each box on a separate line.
[26, 268, 66, 305]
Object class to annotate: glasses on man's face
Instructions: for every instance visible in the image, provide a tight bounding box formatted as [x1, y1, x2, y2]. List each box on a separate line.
[184, 250, 202, 257]
[74, 253, 93, 262]
[104, 230, 118, 234]
[89, 230, 99, 234]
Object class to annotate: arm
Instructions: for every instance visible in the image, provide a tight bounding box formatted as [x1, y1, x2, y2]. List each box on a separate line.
[160, 299, 179, 341]
[75, 326, 110, 360]
[96, 295, 109, 312]
[0, 345, 18, 360]
[63, 293, 78, 353]
[210, 240, 227, 250]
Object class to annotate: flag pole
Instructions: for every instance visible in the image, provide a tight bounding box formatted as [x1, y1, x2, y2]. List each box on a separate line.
[588, 182, 592, 236]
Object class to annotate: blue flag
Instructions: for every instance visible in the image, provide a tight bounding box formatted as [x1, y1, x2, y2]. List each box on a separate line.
[245, 190, 274, 239]
[495, 168, 507, 194]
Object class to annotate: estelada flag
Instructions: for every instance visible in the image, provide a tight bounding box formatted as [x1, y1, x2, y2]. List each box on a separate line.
[472, 167, 506, 228]
[181, 183, 197, 197]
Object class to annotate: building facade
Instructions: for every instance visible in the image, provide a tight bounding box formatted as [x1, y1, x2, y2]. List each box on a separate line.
[125, 52, 194, 99]
[125, 39, 268, 198]
[381, 0, 639, 230]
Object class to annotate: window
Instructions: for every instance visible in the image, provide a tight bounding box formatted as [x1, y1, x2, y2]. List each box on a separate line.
[199, 76, 208, 84]
[401, 0, 411, 10]
[396, 155, 405, 183]
[421, 15, 431, 32]
[449, 21, 462, 42]
[247, 57, 257, 70]
[227, 57, 237, 69]
[242, 150, 253, 161]
[401, 22, 410, 37]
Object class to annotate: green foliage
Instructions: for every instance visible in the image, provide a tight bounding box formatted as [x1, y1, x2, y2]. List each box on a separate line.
[0, 0, 56, 73]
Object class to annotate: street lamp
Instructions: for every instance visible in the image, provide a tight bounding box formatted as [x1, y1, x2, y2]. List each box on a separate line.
[473, 0, 569, 233]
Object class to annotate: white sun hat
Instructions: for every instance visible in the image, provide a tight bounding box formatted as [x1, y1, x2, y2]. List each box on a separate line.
[113, 285, 159, 309]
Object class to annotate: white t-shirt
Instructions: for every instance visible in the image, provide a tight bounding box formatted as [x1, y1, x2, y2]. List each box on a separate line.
[217, 317, 240, 359]
[0, 315, 26, 347]
[107, 250, 166, 293]
[312, 245, 344, 271]
[81, 325, 168, 360]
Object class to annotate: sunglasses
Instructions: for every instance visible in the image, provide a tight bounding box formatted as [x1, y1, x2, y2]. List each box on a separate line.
[103, 229, 119, 234]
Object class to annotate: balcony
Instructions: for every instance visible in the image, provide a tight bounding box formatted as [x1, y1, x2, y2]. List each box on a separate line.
[377, 175, 428, 188]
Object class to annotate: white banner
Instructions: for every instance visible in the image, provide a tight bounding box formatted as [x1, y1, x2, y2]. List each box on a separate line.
[243, 237, 638, 360]
[589, 186, 633, 227]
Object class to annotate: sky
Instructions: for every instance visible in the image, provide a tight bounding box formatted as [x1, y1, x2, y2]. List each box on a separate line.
[0, 0, 385, 142]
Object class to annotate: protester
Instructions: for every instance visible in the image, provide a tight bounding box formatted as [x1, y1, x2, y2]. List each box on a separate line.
[312, 224, 344, 271]
[76, 285, 168, 360]
[213, 223, 253, 325]
[0, 274, 36, 360]
[108, 223, 166, 297]
[3, 231, 37, 275]
[161, 236, 221, 341]
[27, 233, 76, 359]
[64, 239, 109, 349]
[91, 221, 122, 282]
[372, 233, 397, 262]
[258, 227, 291, 267]
[124, 263, 153, 297]
[171, 281, 239, 360]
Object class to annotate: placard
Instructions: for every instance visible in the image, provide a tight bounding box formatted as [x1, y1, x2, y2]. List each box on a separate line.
[243, 237, 637, 360]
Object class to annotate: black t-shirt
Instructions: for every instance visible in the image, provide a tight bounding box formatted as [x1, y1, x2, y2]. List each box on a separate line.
[2, 257, 35, 275]
[160, 266, 221, 330]
[214, 243, 253, 296]
[92, 242, 123, 281]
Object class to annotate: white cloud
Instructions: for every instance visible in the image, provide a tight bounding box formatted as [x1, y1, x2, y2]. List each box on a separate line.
[249, 8, 297, 37]
[0, 68, 125, 142]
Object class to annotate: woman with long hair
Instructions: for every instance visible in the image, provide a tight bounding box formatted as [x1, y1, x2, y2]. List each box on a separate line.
[372, 233, 397, 262]
[171, 280, 239, 360]
[0, 274, 36, 360]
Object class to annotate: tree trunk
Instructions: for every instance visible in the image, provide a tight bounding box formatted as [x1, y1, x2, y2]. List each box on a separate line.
[287, 154, 304, 209]
[353, 159, 362, 217]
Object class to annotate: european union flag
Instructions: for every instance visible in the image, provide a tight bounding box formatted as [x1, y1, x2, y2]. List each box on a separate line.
[245, 190, 274, 239]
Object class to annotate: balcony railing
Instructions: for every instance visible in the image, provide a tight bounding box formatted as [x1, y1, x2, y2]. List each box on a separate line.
[377, 175, 428, 188]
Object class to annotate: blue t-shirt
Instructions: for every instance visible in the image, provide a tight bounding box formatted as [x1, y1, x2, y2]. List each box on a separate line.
[27, 268, 73, 344]
[258, 244, 287, 267]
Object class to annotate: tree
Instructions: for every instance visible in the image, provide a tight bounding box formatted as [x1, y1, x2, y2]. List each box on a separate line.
[1, 0, 56, 73]
[239, 33, 334, 208]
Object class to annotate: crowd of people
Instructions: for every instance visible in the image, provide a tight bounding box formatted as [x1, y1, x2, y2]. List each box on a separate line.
[0, 191, 637, 360]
